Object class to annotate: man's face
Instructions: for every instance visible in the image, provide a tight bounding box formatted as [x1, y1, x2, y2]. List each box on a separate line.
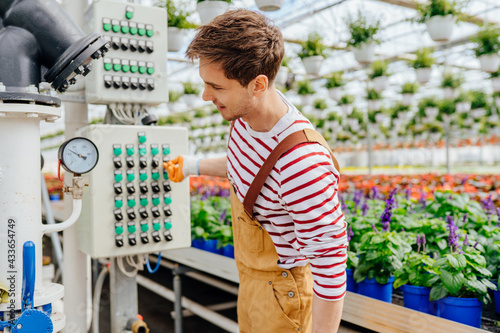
[199, 58, 256, 122]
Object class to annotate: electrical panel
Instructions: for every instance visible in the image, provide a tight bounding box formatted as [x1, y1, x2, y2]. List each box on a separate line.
[77, 125, 190, 258]
[83, 0, 168, 105]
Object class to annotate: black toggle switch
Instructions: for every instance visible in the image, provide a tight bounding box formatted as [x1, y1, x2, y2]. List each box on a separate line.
[164, 231, 173, 242]
[112, 41, 120, 50]
[114, 210, 123, 221]
[152, 232, 161, 243]
[127, 209, 136, 220]
[113, 81, 121, 89]
[163, 206, 172, 217]
[113, 159, 122, 169]
[121, 43, 129, 51]
[126, 182, 135, 194]
[122, 81, 130, 89]
[147, 82, 154, 91]
[139, 207, 149, 219]
[140, 182, 148, 194]
[141, 234, 149, 244]
[163, 182, 171, 192]
[139, 82, 147, 90]
[138, 44, 146, 53]
[128, 235, 137, 246]
[151, 182, 160, 193]
[104, 79, 112, 88]
[131, 82, 138, 90]
[139, 157, 147, 168]
[151, 157, 159, 168]
[115, 236, 124, 247]
[126, 158, 134, 168]
[114, 183, 123, 195]
[152, 206, 161, 218]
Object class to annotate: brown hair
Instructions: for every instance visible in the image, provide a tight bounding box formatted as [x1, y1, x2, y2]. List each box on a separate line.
[185, 9, 284, 87]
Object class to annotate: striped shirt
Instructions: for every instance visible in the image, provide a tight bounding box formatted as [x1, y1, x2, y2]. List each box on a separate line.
[227, 92, 348, 300]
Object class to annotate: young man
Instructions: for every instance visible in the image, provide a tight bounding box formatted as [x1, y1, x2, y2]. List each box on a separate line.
[164, 9, 347, 333]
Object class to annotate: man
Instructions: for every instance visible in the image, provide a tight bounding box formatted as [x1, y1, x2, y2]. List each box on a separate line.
[164, 9, 347, 333]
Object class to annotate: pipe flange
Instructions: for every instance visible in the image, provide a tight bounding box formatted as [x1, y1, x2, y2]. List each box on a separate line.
[0, 103, 61, 122]
[0, 91, 61, 107]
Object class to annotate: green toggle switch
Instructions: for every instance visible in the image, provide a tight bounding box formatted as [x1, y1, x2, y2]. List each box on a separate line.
[139, 135, 146, 143]
[139, 148, 147, 156]
[152, 172, 160, 181]
[128, 225, 136, 233]
[164, 197, 172, 205]
[130, 27, 137, 35]
[146, 29, 154, 37]
[130, 65, 138, 73]
[126, 147, 135, 156]
[103, 23, 111, 31]
[113, 64, 121, 72]
[114, 147, 122, 156]
[115, 226, 124, 234]
[164, 222, 172, 230]
[151, 147, 159, 155]
[127, 173, 135, 182]
[104, 63, 112, 71]
[112, 25, 120, 33]
[163, 172, 169, 180]
[140, 173, 148, 181]
[153, 223, 161, 231]
[114, 200, 123, 209]
[126, 11, 133, 19]
[138, 66, 147, 74]
[152, 197, 160, 206]
[114, 173, 123, 182]
[121, 26, 129, 34]
[128, 199, 136, 208]
[163, 147, 170, 155]
[138, 28, 146, 36]
[147, 67, 155, 75]
[122, 65, 130, 73]
[140, 198, 148, 206]
[141, 224, 149, 232]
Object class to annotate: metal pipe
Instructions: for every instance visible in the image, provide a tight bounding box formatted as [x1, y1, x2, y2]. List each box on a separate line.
[136, 275, 239, 333]
[42, 199, 82, 234]
[173, 273, 183, 333]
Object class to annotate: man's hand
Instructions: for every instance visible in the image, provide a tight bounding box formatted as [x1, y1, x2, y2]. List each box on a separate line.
[163, 155, 200, 182]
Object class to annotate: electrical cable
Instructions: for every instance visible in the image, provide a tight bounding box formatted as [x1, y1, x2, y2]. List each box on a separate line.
[145, 252, 162, 274]
[92, 263, 110, 333]
[117, 256, 139, 278]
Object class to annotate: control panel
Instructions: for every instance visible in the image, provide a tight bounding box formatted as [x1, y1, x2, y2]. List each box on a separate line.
[77, 125, 190, 258]
[84, 0, 168, 105]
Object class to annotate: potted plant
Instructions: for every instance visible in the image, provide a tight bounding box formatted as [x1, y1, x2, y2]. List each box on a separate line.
[415, 0, 465, 42]
[157, 0, 197, 52]
[296, 79, 316, 105]
[469, 90, 488, 119]
[324, 71, 345, 102]
[454, 90, 472, 113]
[401, 81, 419, 106]
[369, 60, 390, 92]
[346, 11, 380, 64]
[494, 91, 500, 108]
[490, 67, 500, 92]
[441, 71, 463, 99]
[338, 94, 355, 115]
[298, 32, 328, 75]
[275, 55, 290, 87]
[418, 96, 439, 121]
[411, 47, 436, 84]
[471, 24, 500, 73]
[366, 87, 382, 111]
[182, 81, 200, 108]
[255, 0, 283, 12]
[197, 0, 231, 25]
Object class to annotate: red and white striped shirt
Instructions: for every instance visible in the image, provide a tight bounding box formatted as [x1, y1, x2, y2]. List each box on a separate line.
[227, 93, 348, 300]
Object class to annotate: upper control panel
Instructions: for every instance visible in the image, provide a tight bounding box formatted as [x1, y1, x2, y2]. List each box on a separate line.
[84, 0, 168, 105]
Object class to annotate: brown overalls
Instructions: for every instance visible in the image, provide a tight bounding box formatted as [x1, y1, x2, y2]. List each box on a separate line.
[229, 128, 340, 333]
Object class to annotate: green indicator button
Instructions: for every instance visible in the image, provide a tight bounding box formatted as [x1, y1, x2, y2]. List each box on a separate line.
[138, 28, 146, 36]
[130, 65, 138, 73]
[163, 147, 170, 155]
[114, 200, 123, 209]
[114, 174, 123, 182]
[104, 63, 112, 71]
[139, 66, 147, 74]
[141, 224, 149, 232]
[103, 23, 111, 31]
[115, 226, 124, 235]
[152, 172, 160, 181]
[121, 26, 129, 34]
[140, 198, 148, 206]
[152, 197, 160, 206]
[163, 172, 169, 180]
[139, 148, 147, 156]
[128, 199, 136, 208]
[139, 136, 146, 144]
[128, 225, 136, 233]
[153, 223, 161, 231]
[140, 173, 148, 181]
[147, 67, 155, 75]
[122, 65, 130, 73]
[126, 11, 133, 19]
[113, 64, 121, 72]
[164, 222, 172, 230]
[130, 27, 138, 35]
[164, 197, 172, 205]
[112, 25, 120, 33]
[146, 29, 154, 37]
[114, 147, 122, 156]
[151, 147, 159, 155]
[126, 148, 134, 156]
[127, 173, 135, 182]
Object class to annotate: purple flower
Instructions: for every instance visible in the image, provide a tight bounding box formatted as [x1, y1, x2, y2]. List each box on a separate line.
[416, 234, 421, 253]
[421, 234, 426, 252]
[372, 224, 378, 233]
[462, 213, 468, 225]
[339, 193, 348, 212]
[380, 188, 397, 232]
[353, 190, 363, 211]
[461, 176, 468, 185]
[371, 186, 380, 200]
[447, 216, 459, 253]
[219, 209, 227, 222]
[361, 199, 369, 216]
[404, 187, 411, 200]
[419, 190, 427, 209]
[482, 195, 495, 216]
[347, 226, 354, 242]
[463, 234, 469, 247]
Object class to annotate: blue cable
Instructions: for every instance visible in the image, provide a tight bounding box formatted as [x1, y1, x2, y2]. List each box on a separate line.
[146, 252, 162, 273]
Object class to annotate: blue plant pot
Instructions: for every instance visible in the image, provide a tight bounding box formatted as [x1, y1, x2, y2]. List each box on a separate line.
[222, 244, 235, 258]
[402, 285, 438, 315]
[346, 268, 358, 293]
[492, 281, 500, 315]
[438, 296, 482, 328]
[202, 239, 222, 254]
[358, 276, 394, 303]
[191, 238, 204, 249]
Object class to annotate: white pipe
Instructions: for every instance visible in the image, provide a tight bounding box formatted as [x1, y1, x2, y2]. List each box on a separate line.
[92, 265, 109, 333]
[41, 173, 64, 272]
[42, 199, 82, 234]
[136, 275, 239, 333]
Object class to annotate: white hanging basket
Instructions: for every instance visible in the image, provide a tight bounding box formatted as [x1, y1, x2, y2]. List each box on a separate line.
[456, 101, 471, 113]
[300, 94, 314, 106]
[471, 108, 486, 119]
[425, 107, 439, 118]
[478, 54, 500, 73]
[367, 99, 381, 111]
[443, 87, 458, 100]
[274, 66, 289, 86]
[425, 15, 455, 42]
[167, 27, 187, 52]
[401, 93, 414, 106]
[255, 0, 283, 11]
[301, 56, 324, 75]
[496, 96, 500, 108]
[197, 1, 230, 25]
[328, 87, 343, 102]
[352, 42, 376, 64]
[415, 67, 432, 85]
[373, 76, 388, 92]
[491, 77, 500, 92]
[340, 104, 354, 115]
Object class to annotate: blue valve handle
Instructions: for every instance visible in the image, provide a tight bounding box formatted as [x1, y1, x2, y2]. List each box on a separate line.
[22, 241, 35, 310]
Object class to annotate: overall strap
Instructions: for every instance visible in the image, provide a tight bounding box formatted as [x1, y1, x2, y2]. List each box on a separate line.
[243, 128, 339, 216]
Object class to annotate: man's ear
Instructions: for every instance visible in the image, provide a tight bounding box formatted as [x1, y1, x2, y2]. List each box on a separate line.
[252, 74, 268, 97]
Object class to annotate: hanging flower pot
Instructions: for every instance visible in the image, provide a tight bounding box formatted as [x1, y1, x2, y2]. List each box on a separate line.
[402, 285, 438, 315]
[401, 93, 413, 106]
[301, 55, 324, 75]
[471, 108, 486, 119]
[416, 67, 432, 84]
[353, 42, 376, 64]
[274, 66, 289, 86]
[425, 15, 455, 42]
[328, 87, 343, 102]
[478, 54, 500, 73]
[456, 101, 471, 113]
[438, 296, 483, 328]
[443, 87, 458, 99]
[373, 76, 388, 92]
[358, 276, 395, 303]
[367, 99, 380, 111]
[167, 27, 187, 52]
[340, 104, 353, 115]
[300, 94, 314, 106]
[491, 77, 500, 92]
[197, 0, 230, 25]
[425, 106, 439, 118]
[255, 0, 283, 11]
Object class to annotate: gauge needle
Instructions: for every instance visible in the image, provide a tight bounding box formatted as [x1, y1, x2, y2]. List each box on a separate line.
[68, 149, 88, 160]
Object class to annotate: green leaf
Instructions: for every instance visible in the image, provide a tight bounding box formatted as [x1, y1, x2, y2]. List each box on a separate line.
[430, 285, 448, 301]
[466, 279, 487, 294]
[441, 270, 465, 295]
[474, 265, 492, 277]
[446, 254, 467, 270]
[393, 277, 407, 289]
[437, 239, 447, 250]
[481, 279, 497, 291]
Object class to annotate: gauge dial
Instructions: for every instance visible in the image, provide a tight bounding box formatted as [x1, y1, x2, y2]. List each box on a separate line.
[58, 137, 99, 174]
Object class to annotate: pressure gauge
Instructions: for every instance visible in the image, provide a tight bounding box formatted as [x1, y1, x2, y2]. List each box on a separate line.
[58, 137, 99, 174]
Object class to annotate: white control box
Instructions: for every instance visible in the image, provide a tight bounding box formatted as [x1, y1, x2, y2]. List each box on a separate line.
[84, 0, 168, 105]
[77, 125, 190, 258]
